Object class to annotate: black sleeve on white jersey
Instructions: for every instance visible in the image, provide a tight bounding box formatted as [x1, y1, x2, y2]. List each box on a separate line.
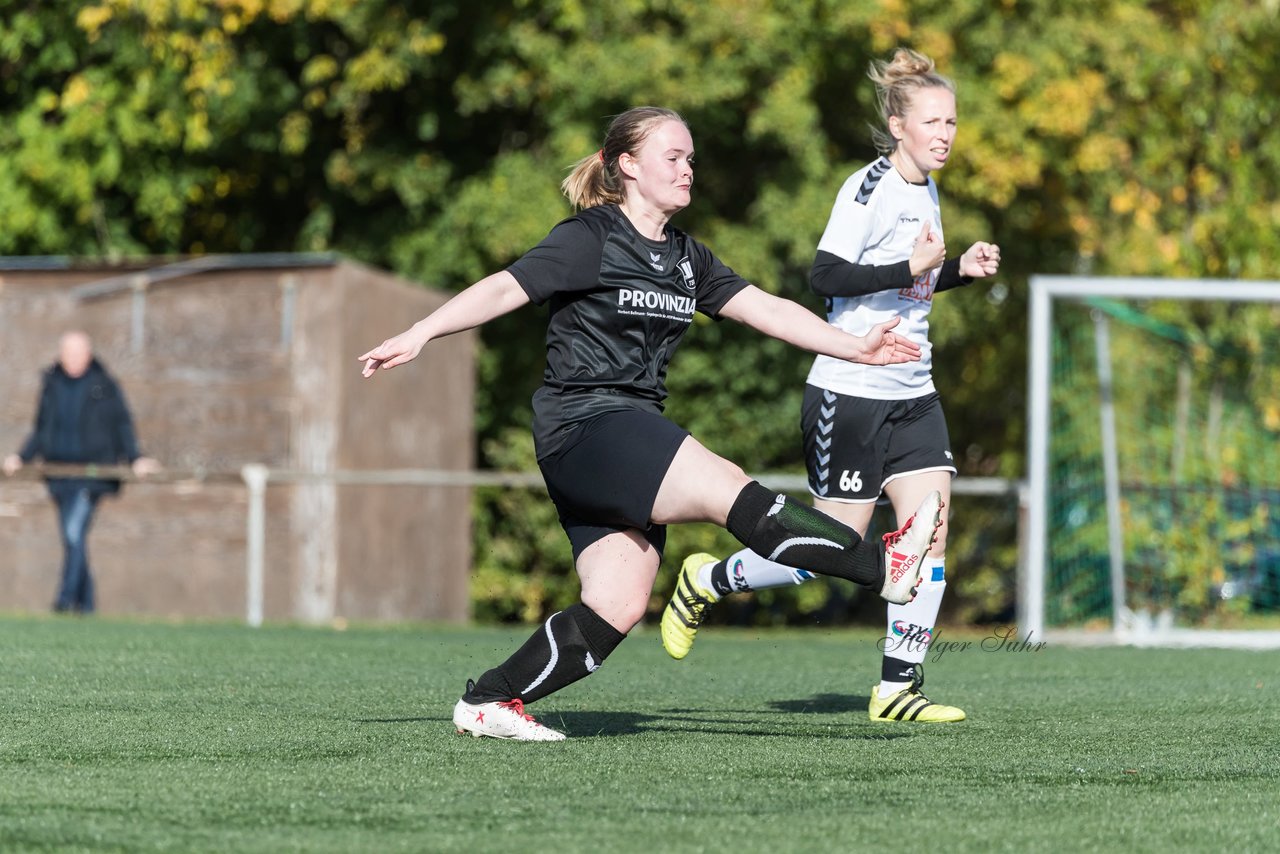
[809, 250, 913, 298]
[688, 239, 751, 318]
[934, 257, 974, 293]
[506, 217, 604, 306]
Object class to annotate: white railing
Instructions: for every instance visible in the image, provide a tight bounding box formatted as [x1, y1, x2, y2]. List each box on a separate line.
[4, 464, 1026, 626]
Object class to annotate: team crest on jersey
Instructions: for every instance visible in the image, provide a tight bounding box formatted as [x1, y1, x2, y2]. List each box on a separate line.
[676, 256, 695, 291]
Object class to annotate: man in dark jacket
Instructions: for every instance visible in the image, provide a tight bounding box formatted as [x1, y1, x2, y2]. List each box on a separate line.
[3, 332, 159, 613]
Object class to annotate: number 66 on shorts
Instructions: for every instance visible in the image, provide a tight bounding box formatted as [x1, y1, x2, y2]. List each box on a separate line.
[801, 385, 956, 502]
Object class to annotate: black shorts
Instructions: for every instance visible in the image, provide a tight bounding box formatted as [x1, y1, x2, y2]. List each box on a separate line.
[537, 410, 690, 559]
[801, 386, 955, 503]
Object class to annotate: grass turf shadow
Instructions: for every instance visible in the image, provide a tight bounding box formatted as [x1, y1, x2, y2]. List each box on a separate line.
[546, 708, 912, 740]
[353, 694, 897, 739]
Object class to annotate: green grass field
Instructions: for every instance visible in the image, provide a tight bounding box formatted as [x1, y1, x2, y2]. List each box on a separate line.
[1, 616, 1276, 853]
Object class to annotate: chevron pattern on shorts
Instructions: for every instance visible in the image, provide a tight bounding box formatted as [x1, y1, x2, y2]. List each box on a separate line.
[813, 389, 837, 496]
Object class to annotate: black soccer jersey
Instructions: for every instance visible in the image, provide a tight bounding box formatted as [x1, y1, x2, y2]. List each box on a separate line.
[507, 204, 750, 457]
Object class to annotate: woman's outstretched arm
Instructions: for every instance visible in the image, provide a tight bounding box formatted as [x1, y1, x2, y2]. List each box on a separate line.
[719, 285, 920, 366]
[358, 271, 530, 377]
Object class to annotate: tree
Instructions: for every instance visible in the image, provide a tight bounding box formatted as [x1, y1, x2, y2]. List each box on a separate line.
[3, 0, 1277, 622]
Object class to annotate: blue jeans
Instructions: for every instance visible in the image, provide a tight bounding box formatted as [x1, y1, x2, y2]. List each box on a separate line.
[53, 486, 100, 613]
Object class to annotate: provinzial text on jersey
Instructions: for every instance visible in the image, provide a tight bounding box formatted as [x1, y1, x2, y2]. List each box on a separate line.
[617, 289, 696, 316]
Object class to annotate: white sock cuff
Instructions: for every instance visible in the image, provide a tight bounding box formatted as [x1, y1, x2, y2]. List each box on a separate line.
[718, 549, 810, 593]
[695, 561, 721, 601]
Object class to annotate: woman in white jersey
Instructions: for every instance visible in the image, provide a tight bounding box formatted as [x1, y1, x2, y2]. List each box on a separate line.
[661, 50, 1000, 723]
[359, 106, 943, 741]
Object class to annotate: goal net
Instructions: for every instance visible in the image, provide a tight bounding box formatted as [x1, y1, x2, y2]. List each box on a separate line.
[1024, 276, 1280, 648]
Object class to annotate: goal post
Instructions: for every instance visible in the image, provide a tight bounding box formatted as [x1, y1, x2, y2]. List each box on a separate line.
[1024, 276, 1280, 648]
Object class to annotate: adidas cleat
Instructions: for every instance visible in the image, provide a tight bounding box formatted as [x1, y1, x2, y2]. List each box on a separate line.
[868, 665, 966, 723]
[660, 552, 720, 660]
[452, 697, 566, 741]
[880, 490, 943, 604]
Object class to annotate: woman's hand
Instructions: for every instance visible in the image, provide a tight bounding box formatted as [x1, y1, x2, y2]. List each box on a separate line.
[131, 457, 162, 479]
[959, 241, 1001, 278]
[909, 221, 947, 277]
[359, 324, 431, 377]
[849, 316, 921, 366]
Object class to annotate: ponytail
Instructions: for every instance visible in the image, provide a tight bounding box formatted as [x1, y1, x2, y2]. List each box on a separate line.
[561, 150, 624, 210]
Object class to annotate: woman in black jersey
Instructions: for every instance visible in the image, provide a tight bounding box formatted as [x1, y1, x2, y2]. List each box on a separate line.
[359, 106, 944, 741]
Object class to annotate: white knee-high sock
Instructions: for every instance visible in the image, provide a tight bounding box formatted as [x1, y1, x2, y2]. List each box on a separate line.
[697, 547, 817, 600]
[878, 556, 946, 697]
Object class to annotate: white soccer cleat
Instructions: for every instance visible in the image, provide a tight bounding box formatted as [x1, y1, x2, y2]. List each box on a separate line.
[452, 697, 566, 742]
[879, 490, 943, 605]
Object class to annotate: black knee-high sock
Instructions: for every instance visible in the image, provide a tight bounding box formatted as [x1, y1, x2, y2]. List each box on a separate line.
[725, 481, 883, 588]
[464, 603, 626, 704]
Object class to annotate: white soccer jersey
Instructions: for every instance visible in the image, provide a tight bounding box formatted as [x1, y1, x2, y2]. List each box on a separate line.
[806, 157, 942, 399]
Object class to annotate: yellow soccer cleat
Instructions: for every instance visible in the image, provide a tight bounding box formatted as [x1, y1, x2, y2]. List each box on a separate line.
[660, 553, 720, 660]
[868, 665, 966, 723]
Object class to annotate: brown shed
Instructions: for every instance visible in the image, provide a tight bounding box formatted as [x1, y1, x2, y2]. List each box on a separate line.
[0, 254, 474, 624]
